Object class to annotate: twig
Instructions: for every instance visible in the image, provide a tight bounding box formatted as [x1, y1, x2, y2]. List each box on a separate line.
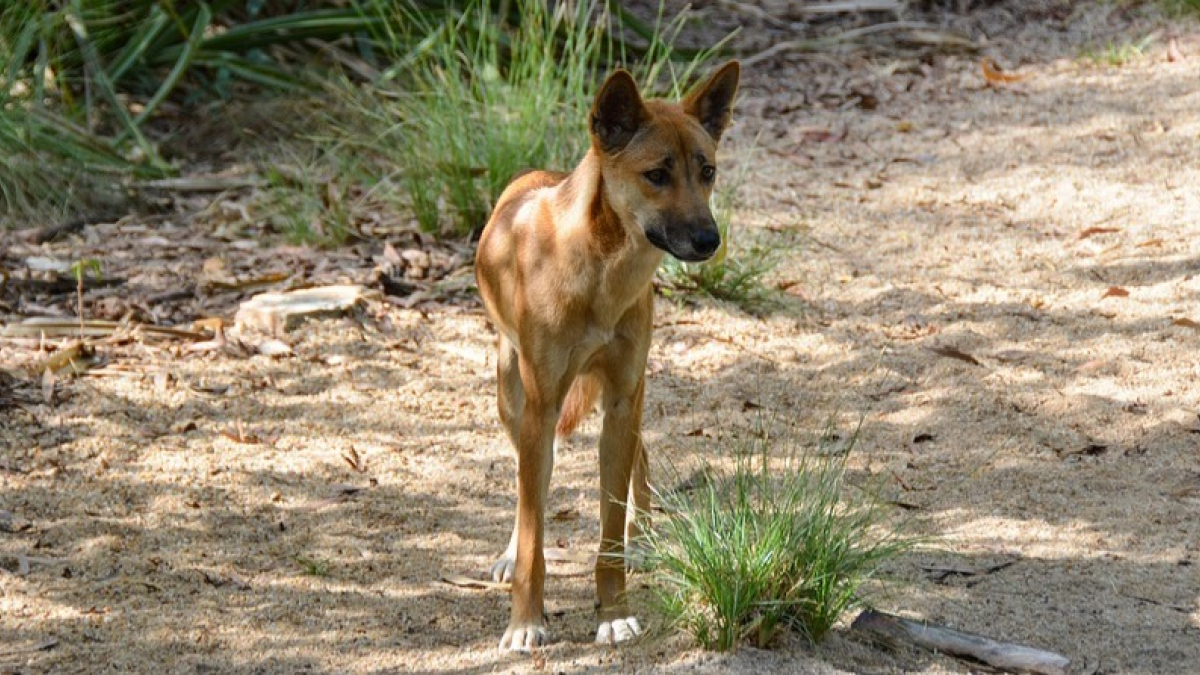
[20, 215, 121, 244]
[741, 22, 975, 67]
[717, 0, 791, 29]
[853, 610, 1070, 675]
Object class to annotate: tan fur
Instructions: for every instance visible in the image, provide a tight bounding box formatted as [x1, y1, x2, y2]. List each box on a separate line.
[475, 61, 740, 651]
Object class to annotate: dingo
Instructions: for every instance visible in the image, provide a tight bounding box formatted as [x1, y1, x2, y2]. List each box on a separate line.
[475, 61, 740, 651]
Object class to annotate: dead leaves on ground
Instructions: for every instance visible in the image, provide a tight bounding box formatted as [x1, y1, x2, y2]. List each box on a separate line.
[981, 57, 1030, 86]
[924, 345, 982, 366]
[218, 420, 281, 447]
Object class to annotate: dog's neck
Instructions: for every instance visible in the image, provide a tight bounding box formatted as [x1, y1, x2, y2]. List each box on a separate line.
[555, 150, 664, 321]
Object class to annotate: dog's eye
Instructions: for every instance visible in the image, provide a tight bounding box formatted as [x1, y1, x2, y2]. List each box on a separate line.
[700, 165, 716, 182]
[644, 169, 669, 186]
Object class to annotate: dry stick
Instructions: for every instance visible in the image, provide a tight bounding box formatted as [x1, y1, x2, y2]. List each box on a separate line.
[852, 610, 1070, 675]
[741, 21, 974, 67]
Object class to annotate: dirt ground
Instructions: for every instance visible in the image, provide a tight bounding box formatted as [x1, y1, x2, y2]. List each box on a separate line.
[3, 4, 1200, 674]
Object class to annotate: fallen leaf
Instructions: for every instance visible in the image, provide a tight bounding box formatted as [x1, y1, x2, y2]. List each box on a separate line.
[924, 345, 982, 366]
[1167, 38, 1184, 63]
[798, 127, 846, 143]
[342, 446, 366, 473]
[0, 510, 31, 533]
[742, 400, 762, 411]
[1122, 401, 1148, 415]
[1172, 317, 1200, 331]
[1136, 238, 1164, 248]
[0, 637, 58, 657]
[551, 508, 580, 522]
[192, 317, 225, 333]
[1102, 286, 1130, 298]
[1063, 443, 1108, 457]
[219, 422, 261, 445]
[439, 572, 510, 591]
[41, 368, 56, 405]
[981, 58, 1029, 85]
[921, 560, 1014, 583]
[1078, 226, 1120, 239]
[257, 339, 294, 358]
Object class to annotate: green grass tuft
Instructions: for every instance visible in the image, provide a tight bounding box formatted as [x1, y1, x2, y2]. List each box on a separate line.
[643, 423, 918, 651]
[1081, 34, 1155, 67]
[1160, 0, 1200, 17]
[296, 556, 331, 577]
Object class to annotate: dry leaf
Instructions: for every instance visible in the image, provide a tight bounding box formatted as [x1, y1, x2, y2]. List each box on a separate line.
[439, 572, 510, 591]
[551, 508, 580, 522]
[257, 339, 294, 358]
[981, 58, 1029, 85]
[924, 345, 982, 366]
[342, 446, 366, 473]
[1136, 238, 1164, 248]
[0, 510, 31, 533]
[1172, 317, 1200, 331]
[1102, 286, 1130, 298]
[192, 317, 225, 333]
[219, 421, 261, 445]
[1078, 226, 1120, 239]
[42, 368, 56, 405]
[1167, 38, 1184, 63]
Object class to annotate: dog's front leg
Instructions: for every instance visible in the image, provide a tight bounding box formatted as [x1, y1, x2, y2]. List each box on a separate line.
[500, 380, 558, 651]
[594, 377, 646, 645]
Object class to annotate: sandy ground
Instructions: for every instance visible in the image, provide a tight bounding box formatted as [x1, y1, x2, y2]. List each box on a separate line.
[3, 5, 1200, 674]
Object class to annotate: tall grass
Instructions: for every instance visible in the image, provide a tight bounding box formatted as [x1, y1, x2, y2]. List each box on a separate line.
[330, 0, 730, 236]
[644, 424, 917, 651]
[0, 0, 384, 226]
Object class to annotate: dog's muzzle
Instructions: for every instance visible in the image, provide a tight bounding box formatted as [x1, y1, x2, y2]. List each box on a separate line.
[646, 219, 721, 263]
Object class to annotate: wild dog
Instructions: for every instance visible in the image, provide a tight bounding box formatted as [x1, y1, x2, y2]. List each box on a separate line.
[474, 61, 740, 651]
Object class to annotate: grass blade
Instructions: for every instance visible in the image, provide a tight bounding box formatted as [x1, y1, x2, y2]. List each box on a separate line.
[130, 3, 211, 128]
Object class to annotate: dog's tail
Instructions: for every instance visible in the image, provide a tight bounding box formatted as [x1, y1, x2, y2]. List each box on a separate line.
[556, 374, 601, 439]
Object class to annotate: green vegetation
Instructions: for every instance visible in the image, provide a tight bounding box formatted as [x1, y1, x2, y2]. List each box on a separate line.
[2, 0, 738, 249]
[296, 556, 331, 577]
[325, 0, 729, 236]
[1082, 34, 1155, 67]
[0, 0, 384, 225]
[657, 154, 776, 313]
[644, 424, 917, 651]
[1161, 0, 1200, 17]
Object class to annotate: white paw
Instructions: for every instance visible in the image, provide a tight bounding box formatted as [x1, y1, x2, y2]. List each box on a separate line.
[595, 616, 642, 645]
[489, 552, 516, 583]
[500, 623, 548, 652]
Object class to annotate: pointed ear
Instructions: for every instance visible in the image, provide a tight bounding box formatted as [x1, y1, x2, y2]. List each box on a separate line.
[683, 61, 740, 142]
[590, 70, 646, 153]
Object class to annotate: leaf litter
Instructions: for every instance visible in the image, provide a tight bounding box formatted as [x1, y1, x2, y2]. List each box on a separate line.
[3, 3, 1200, 674]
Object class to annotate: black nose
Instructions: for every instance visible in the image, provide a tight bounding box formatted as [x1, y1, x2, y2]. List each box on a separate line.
[692, 226, 721, 257]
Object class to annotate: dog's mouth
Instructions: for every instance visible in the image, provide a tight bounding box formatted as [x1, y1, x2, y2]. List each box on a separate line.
[644, 224, 720, 263]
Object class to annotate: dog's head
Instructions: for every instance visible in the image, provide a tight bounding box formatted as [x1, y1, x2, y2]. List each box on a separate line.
[589, 62, 740, 263]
